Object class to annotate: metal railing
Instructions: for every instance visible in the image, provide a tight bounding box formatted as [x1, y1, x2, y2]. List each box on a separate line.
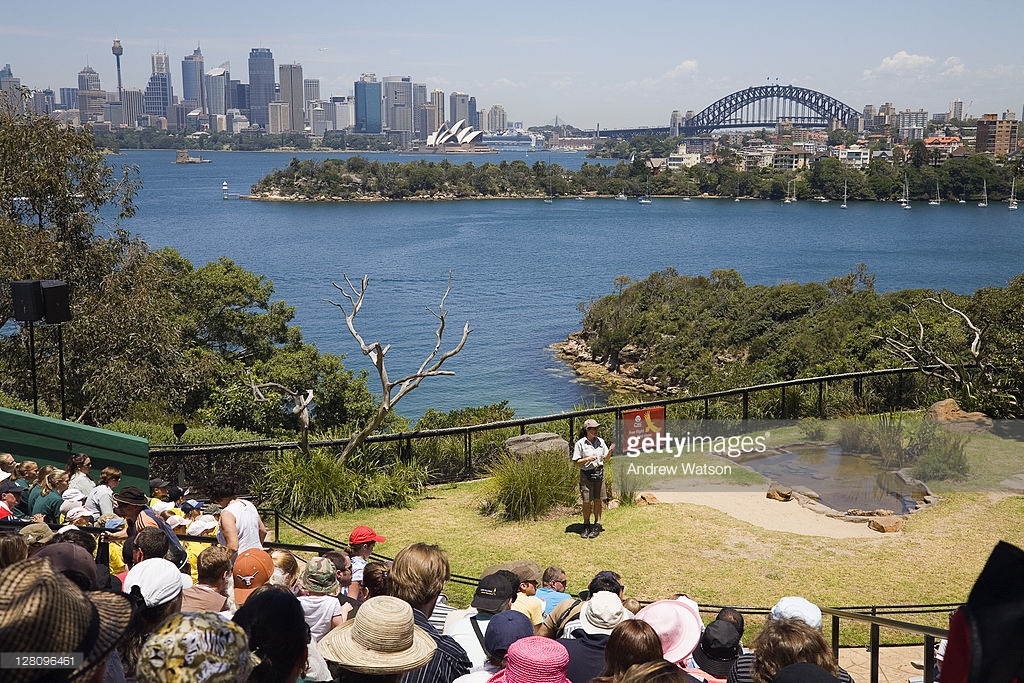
[149, 365, 938, 481]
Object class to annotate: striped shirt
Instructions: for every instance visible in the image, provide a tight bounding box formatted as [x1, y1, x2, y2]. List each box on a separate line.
[404, 608, 472, 683]
[726, 653, 854, 683]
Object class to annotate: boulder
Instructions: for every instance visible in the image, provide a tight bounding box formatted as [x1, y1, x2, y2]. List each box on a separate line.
[791, 486, 820, 500]
[767, 482, 793, 501]
[636, 492, 660, 505]
[846, 508, 896, 517]
[504, 432, 569, 457]
[999, 478, 1024, 492]
[868, 516, 905, 533]
[925, 398, 993, 433]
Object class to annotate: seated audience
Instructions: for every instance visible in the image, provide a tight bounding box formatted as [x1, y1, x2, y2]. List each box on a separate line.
[235, 585, 321, 683]
[635, 599, 703, 666]
[592, 619, 665, 683]
[689, 619, 743, 682]
[347, 524, 385, 599]
[621, 660, 703, 683]
[270, 548, 301, 590]
[538, 570, 628, 638]
[558, 590, 631, 683]
[359, 560, 391, 600]
[771, 662, 842, 683]
[446, 571, 519, 668]
[536, 565, 572, 616]
[323, 549, 360, 618]
[120, 557, 192, 679]
[65, 452, 96, 496]
[510, 564, 546, 626]
[0, 530, 28, 568]
[19, 522, 54, 555]
[233, 547, 276, 607]
[453, 609, 535, 683]
[487, 636, 571, 683]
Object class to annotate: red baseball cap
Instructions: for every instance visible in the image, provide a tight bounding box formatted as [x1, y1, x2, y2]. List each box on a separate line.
[349, 525, 385, 545]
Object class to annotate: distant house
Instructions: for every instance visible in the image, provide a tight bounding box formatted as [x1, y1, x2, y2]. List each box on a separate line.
[831, 145, 872, 169]
[924, 136, 962, 162]
[772, 147, 813, 170]
[873, 149, 895, 164]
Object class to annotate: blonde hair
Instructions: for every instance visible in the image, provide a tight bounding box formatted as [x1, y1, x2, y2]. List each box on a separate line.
[751, 618, 837, 683]
[40, 469, 68, 497]
[270, 550, 300, 588]
[387, 543, 449, 608]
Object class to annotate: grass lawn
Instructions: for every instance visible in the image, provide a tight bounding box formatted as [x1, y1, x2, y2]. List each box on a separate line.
[275, 425, 1024, 643]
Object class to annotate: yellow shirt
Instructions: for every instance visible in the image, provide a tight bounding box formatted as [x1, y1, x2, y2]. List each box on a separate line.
[511, 592, 545, 625]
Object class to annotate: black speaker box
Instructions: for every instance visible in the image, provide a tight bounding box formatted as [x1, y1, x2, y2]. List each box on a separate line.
[41, 280, 71, 323]
[10, 280, 44, 322]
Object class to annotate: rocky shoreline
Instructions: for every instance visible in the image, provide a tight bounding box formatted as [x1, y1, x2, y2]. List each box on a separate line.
[552, 332, 669, 396]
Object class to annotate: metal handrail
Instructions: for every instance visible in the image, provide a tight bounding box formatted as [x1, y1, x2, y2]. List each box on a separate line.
[821, 606, 949, 683]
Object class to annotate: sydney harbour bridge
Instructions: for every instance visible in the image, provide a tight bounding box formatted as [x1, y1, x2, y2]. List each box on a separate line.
[589, 84, 861, 139]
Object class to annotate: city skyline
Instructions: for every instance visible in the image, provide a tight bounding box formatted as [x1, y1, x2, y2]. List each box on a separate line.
[3, 0, 1023, 129]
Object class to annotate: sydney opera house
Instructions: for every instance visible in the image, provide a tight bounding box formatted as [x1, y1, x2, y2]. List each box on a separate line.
[425, 119, 485, 149]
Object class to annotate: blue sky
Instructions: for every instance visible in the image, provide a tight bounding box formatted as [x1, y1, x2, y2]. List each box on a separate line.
[5, 1, 1022, 128]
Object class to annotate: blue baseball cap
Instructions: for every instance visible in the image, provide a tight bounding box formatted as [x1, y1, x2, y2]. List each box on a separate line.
[483, 610, 534, 655]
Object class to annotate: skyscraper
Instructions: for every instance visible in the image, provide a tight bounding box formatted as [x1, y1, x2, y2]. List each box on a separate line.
[278, 63, 304, 132]
[486, 104, 507, 132]
[468, 96, 478, 129]
[354, 73, 382, 134]
[248, 48, 275, 129]
[303, 78, 320, 118]
[205, 64, 230, 116]
[77, 66, 105, 121]
[144, 52, 174, 118]
[413, 82, 427, 138]
[181, 46, 206, 112]
[429, 89, 445, 133]
[951, 98, 964, 121]
[382, 76, 413, 144]
[449, 92, 469, 126]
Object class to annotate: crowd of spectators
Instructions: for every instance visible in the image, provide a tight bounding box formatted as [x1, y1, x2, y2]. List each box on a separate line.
[0, 449, 1014, 683]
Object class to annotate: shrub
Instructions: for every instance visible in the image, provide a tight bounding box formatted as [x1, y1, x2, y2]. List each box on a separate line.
[251, 448, 427, 517]
[481, 450, 578, 521]
[913, 431, 970, 481]
[799, 419, 827, 441]
[837, 418, 875, 453]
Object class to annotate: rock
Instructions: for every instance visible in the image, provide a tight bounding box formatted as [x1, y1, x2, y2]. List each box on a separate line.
[877, 469, 932, 499]
[999, 478, 1024, 492]
[868, 516, 905, 533]
[606, 499, 620, 510]
[791, 486, 820, 500]
[873, 508, 897, 517]
[767, 482, 793, 501]
[636, 492, 660, 505]
[925, 398, 993, 433]
[504, 432, 569, 457]
[923, 495, 940, 504]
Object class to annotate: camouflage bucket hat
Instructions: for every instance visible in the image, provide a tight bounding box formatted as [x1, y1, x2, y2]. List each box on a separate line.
[137, 611, 258, 683]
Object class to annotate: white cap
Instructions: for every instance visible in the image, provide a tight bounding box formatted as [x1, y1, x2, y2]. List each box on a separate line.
[124, 558, 192, 607]
[770, 596, 822, 629]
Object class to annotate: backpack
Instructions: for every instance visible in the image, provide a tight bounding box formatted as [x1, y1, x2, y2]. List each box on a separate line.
[139, 508, 189, 570]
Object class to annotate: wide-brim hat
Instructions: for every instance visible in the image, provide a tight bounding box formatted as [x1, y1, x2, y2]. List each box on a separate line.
[19, 522, 54, 546]
[112, 485, 149, 507]
[580, 591, 628, 635]
[0, 557, 133, 683]
[505, 636, 570, 683]
[636, 599, 703, 664]
[318, 595, 436, 674]
[691, 619, 742, 678]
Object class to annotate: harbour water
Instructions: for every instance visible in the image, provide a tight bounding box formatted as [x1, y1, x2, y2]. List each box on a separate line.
[118, 149, 1023, 418]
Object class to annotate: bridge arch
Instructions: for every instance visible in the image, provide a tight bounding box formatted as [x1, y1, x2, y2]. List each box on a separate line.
[681, 84, 860, 136]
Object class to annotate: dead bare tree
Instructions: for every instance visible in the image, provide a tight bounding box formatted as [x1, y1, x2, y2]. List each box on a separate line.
[246, 374, 315, 456]
[875, 292, 996, 394]
[326, 272, 471, 463]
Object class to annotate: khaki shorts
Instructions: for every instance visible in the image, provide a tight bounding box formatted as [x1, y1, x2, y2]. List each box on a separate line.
[579, 471, 606, 503]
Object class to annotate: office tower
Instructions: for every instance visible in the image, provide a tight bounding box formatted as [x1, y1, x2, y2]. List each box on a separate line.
[104, 96, 123, 126]
[487, 104, 507, 132]
[424, 104, 441, 136]
[59, 87, 78, 110]
[111, 40, 124, 103]
[181, 46, 206, 112]
[233, 81, 249, 113]
[951, 98, 964, 121]
[205, 64, 230, 115]
[975, 114, 1019, 154]
[248, 48, 275, 129]
[382, 76, 413, 143]
[468, 96, 478, 129]
[120, 88, 143, 126]
[77, 65, 106, 121]
[413, 82, 426, 138]
[449, 91, 469, 126]
[329, 95, 354, 130]
[303, 78, 320, 117]
[429, 89, 445, 133]
[0, 65, 21, 115]
[152, 52, 170, 74]
[32, 89, 56, 115]
[144, 72, 173, 117]
[278, 63, 304, 132]
[310, 103, 328, 136]
[354, 73, 382, 134]
[268, 101, 290, 133]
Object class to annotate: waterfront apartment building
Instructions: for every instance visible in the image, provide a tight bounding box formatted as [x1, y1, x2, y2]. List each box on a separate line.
[248, 48, 275, 129]
[354, 74, 383, 134]
[975, 114, 1019, 154]
[897, 109, 928, 141]
[832, 145, 872, 169]
[278, 63, 305, 132]
[181, 47, 205, 113]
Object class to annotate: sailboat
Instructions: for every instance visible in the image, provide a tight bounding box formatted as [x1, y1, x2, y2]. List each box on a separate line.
[840, 179, 848, 209]
[929, 181, 940, 206]
[638, 176, 652, 204]
[978, 179, 988, 207]
[1010, 177, 1018, 211]
[783, 179, 794, 204]
[901, 174, 911, 209]
[543, 166, 553, 204]
[614, 191, 627, 201]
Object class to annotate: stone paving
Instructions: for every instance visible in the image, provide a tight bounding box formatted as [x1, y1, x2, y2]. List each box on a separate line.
[838, 644, 932, 683]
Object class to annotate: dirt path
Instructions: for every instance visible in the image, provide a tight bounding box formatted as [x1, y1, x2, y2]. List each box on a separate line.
[654, 487, 882, 539]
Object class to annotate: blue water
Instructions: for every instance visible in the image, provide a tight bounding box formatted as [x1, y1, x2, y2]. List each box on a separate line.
[114, 150, 1024, 418]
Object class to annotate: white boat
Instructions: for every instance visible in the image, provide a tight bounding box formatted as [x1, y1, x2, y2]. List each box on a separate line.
[638, 176, 652, 204]
[614, 192, 627, 201]
[1010, 177, 1018, 211]
[979, 179, 988, 207]
[575, 196, 585, 202]
[929, 181, 940, 206]
[901, 174, 911, 209]
[840, 179, 848, 209]
[783, 179, 794, 204]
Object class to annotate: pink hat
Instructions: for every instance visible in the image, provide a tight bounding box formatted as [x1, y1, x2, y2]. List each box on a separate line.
[504, 636, 569, 683]
[636, 599, 703, 664]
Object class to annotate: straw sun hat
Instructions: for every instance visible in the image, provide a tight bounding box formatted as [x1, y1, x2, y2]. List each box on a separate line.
[317, 595, 436, 674]
[0, 557, 133, 683]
